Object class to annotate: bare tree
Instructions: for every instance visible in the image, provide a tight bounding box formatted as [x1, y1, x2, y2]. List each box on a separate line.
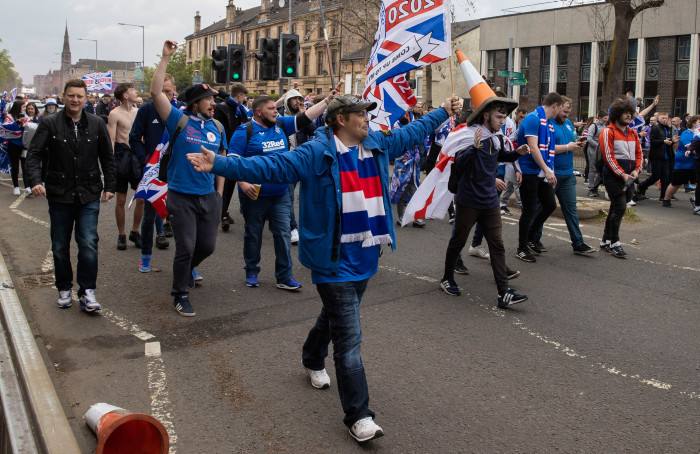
[598, 0, 665, 108]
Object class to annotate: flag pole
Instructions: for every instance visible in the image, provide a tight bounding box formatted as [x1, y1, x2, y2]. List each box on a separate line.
[449, 55, 455, 95]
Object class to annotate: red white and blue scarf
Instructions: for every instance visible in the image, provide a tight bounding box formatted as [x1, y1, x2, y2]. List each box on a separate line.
[536, 106, 555, 172]
[335, 135, 392, 247]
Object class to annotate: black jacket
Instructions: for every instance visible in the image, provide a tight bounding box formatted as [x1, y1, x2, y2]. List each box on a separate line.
[26, 109, 116, 204]
[649, 123, 672, 160]
[214, 98, 249, 143]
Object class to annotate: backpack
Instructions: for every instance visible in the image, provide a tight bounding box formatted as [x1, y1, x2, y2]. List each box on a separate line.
[245, 120, 283, 146]
[158, 115, 224, 183]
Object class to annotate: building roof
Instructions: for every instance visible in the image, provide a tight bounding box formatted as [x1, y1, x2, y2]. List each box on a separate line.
[185, 0, 343, 39]
[452, 19, 480, 37]
[341, 46, 371, 62]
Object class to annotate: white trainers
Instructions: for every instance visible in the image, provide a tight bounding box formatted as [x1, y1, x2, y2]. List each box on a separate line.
[79, 289, 101, 312]
[57, 290, 72, 308]
[469, 245, 490, 260]
[303, 364, 330, 389]
[290, 228, 299, 245]
[349, 417, 384, 443]
[13, 187, 20, 196]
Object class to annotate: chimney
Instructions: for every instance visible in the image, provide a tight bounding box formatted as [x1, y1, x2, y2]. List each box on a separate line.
[259, 0, 271, 22]
[194, 11, 201, 33]
[226, 0, 236, 27]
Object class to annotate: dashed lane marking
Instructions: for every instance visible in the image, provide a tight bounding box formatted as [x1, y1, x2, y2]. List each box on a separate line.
[379, 265, 696, 400]
[145, 341, 178, 453]
[101, 309, 155, 341]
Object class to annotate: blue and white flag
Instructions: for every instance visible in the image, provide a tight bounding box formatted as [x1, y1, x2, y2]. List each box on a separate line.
[364, 74, 417, 131]
[364, 0, 451, 91]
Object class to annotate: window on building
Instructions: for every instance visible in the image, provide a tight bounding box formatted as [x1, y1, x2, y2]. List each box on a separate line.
[331, 17, 338, 37]
[212, 36, 217, 50]
[292, 22, 297, 34]
[255, 31, 260, 48]
[355, 74, 362, 94]
[331, 49, 338, 71]
[305, 20, 310, 40]
[189, 41, 192, 58]
[677, 35, 691, 60]
[581, 43, 591, 65]
[204, 38, 208, 55]
[646, 38, 659, 62]
[416, 70, 423, 99]
[230, 32, 233, 44]
[234, 31, 238, 44]
[317, 51, 324, 75]
[254, 61, 258, 79]
[221, 34, 225, 45]
[70, 68, 75, 75]
[521, 48, 530, 68]
[303, 52, 310, 76]
[627, 39, 637, 61]
[246, 60, 250, 80]
[122, 71, 126, 77]
[278, 26, 283, 37]
[246, 33, 251, 49]
[265, 28, 270, 38]
[197, 40, 201, 58]
[541, 46, 551, 66]
[557, 45, 568, 66]
[487, 51, 496, 81]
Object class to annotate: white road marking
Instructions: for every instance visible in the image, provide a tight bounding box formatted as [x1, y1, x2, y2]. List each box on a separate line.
[378, 265, 698, 400]
[9, 191, 27, 209]
[145, 341, 178, 453]
[41, 249, 53, 273]
[10, 209, 50, 227]
[101, 309, 155, 341]
[634, 258, 700, 273]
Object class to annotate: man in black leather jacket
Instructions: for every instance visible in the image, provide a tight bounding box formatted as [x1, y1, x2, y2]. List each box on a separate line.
[26, 79, 116, 313]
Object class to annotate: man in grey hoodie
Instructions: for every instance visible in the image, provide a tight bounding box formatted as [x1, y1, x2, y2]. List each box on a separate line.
[586, 111, 608, 197]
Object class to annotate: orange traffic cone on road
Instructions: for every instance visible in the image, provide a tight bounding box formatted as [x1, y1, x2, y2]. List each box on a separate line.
[84, 403, 169, 454]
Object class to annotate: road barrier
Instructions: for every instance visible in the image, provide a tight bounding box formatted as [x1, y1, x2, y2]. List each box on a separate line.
[0, 252, 81, 453]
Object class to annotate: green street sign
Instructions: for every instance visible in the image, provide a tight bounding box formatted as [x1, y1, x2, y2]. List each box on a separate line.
[510, 78, 528, 86]
[498, 70, 526, 79]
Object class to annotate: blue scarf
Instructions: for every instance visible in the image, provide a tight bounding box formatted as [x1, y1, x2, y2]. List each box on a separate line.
[536, 106, 555, 170]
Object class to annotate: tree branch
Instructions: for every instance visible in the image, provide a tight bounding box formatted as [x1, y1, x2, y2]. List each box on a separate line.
[632, 0, 665, 15]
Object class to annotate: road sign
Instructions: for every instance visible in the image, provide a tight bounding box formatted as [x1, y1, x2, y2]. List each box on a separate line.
[134, 67, 143, 81]
[498, 70, 525, 79]
[510, 79, 528, 86]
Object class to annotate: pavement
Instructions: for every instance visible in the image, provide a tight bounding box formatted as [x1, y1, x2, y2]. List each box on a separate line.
[0, 174, 698, 453]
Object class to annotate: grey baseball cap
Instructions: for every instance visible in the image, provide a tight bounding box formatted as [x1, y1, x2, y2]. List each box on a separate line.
[325, 95, 377, 124]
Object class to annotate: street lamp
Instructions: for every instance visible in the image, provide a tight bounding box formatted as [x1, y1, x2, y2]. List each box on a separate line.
[118, 23, 145, 70]
[78, 38, 98, 71]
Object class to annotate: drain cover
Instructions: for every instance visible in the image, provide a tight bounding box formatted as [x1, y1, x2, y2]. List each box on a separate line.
[17, 274, 55, 289]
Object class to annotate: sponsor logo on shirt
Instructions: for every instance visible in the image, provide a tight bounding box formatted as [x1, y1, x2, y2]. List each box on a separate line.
[262, 139, 285, 150]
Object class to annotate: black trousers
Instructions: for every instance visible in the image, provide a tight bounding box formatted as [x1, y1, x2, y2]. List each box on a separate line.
[638, 157, 669, 198]
[444, 205, 508, 294]
[518, 174, 556, 250]
[221, 178, 237, 218]
[602, 171, 628, 245]
[167, 190, 221, 297]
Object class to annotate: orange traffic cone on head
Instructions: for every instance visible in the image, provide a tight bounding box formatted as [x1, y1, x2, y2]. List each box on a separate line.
[84, 403, 169, 454]
[455, 49, 518, 125]
[456, 50, 496, 109]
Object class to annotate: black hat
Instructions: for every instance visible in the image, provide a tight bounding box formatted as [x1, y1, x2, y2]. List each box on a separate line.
[325, 95, 377, 125]
[180, 83, 218, 105]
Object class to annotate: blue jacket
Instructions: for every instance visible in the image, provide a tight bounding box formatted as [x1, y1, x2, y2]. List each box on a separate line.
[211, 107, 449, 275]
[129, 100, 183, 166]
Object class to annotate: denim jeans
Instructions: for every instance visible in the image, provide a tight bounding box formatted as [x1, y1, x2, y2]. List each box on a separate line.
[48, 199, 100, 296]
[302, 279, 374, 427]
[140, 202, 164, 256]
[534, 173, 584, 249]
[288, 183, 298, 230]
[518, 174, 556, 250]
[239, 192, 293, 282]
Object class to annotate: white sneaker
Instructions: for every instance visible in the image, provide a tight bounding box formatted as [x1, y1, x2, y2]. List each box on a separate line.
[290, 228, 299, 245]
[303, 364, 330, 389]
[13, 187, 20, 196]
[57, 290, 72, 308]
[79, 289, 101, 312]
[349, 417, 384, 443]
[469, 245, 490, 260]
[627, 200, 637, 206]
[24, 187, 31, 195]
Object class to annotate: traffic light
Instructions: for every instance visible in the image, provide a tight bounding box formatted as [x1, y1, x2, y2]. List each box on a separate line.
[279, 34, 299, 79]
[255, 38, 278, 81]
[228, 44, 245, 82]
[211, 46, 227, 84]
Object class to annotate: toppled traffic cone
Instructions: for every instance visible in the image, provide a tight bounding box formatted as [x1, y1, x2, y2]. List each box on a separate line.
[84, 403, 169, 454]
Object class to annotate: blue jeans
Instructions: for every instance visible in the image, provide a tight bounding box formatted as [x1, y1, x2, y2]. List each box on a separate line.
[534, 173, 584, 248]
[239, 192, 293, 282]
[288, 183, 298, 230]
[48, 199, 100, 296]
[302, 279, 374, 427]
[140, 202, 164, 255]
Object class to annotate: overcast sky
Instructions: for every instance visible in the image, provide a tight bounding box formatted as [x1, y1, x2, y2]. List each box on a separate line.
[3, 0, 568, 84]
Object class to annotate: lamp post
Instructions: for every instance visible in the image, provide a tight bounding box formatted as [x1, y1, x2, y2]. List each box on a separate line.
[78, 38, 98, 71]
[118, 23, 145, 70]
